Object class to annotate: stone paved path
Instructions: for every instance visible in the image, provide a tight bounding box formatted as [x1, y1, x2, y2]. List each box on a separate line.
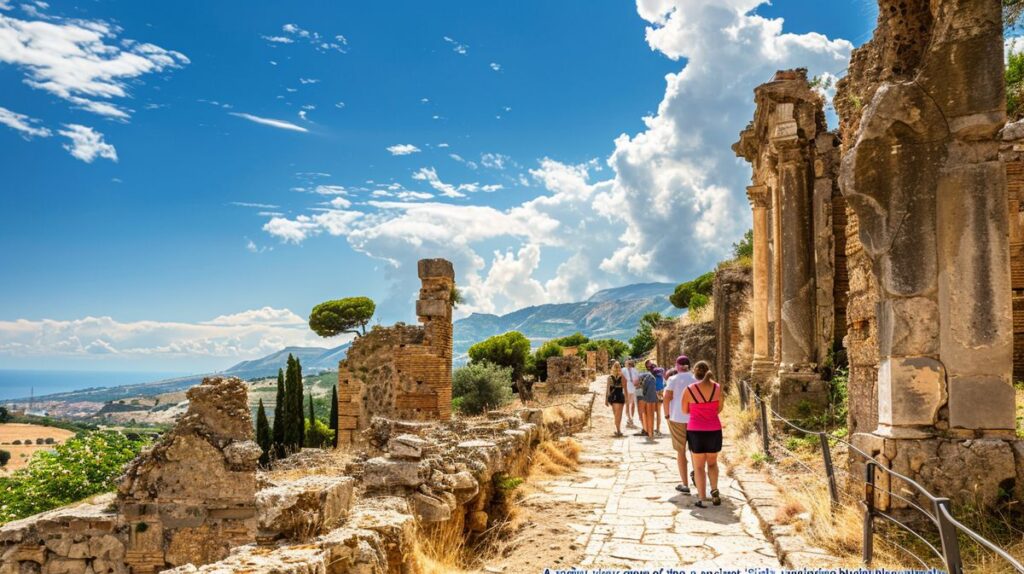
[536, 378, 783, 569]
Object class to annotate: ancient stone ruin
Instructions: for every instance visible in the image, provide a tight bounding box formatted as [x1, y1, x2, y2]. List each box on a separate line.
[545, 355, 587, 395]
[834, 0, 1023, 506]
[733, 68, 848, 417]
[0, 373, 593, 574]
[336, 258, 455, 444]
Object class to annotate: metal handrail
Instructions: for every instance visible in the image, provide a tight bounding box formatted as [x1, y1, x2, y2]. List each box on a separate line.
[737, 379, 1024, 574]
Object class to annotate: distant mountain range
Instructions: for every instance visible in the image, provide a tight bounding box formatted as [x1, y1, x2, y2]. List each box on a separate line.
[15, 282, 681, 406]
[452, 282, 683, 360]
[14, 343, 350, 405]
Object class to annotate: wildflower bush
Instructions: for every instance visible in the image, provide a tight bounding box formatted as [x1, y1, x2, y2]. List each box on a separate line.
[0, 431, 148, 524]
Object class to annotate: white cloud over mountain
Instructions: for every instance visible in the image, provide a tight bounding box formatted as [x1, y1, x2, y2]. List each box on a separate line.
[262, 0, 852, 317]
[0, 308, 324, 361]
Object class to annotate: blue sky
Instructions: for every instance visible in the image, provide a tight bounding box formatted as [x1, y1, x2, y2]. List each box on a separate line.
[0, 0, 876, 373]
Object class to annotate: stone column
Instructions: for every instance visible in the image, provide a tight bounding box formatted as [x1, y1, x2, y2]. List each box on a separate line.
[772, 134, 816, 372]
[747, 184, 774, 384]
[839, 0, 1014, 438]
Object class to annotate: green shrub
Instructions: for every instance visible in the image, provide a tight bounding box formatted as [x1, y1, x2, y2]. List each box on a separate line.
[688, 293, 710, 312]
[0, 450, 9, 467]
[452, 362, 514, 415]
[0, 431, 148, 524]
[669, 272, 714, 309]
[629, 312, 664, 358]
[579, 339, 630, 363]
[468, 331, 531, 382]
[303, 418, 333, 449]
[553, 332, 589, 348]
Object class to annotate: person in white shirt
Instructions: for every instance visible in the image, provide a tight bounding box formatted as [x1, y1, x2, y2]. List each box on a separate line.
[623, 359, 641, 428]
[664, 354, 696, 494]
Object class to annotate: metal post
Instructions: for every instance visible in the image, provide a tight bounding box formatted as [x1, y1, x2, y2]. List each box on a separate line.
[740, 381, 748, 410]
[934, 498, 964, 574]
[819, 432, 839, 510]
[758, 395, 770, 458]
[863, 462, 875, 566]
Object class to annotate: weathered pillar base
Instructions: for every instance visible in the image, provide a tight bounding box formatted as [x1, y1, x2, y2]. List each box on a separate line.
[771, 370, 828, 419]
[849, 433, 1024, 513]
[749, 359, 775, 391]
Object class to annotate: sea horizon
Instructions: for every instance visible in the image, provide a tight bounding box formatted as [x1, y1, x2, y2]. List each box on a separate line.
[0, 369, 191, 403]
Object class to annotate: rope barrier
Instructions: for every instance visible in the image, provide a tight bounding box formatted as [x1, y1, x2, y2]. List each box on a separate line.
[736, 379, 1024, 574]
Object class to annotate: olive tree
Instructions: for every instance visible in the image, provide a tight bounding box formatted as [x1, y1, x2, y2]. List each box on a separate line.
[309, 297, 376, 338]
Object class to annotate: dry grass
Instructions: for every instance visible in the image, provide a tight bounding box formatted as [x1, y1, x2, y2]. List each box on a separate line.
[414, 517, 471, 573]
[529, 438, 581, 477]
[411, 437, 582, 573]
[0, 423, 76, 473]
[681, 297, 715, 325]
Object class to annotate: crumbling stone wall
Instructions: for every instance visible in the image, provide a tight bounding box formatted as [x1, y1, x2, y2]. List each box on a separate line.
[836, 0, 1024, 508]
[117, 377, 262, 573]
[713, 264, 752, 388]
[0, 377, 262, 574]
[844, 207, 880, 436]
[733, 68, 847, 416]
[653, 319, 681, 367]
[545, 355, 587, 395]
[1001, 119, 1024, 383]
[0, 379, 594, 574]
[337, 259, 455, 444]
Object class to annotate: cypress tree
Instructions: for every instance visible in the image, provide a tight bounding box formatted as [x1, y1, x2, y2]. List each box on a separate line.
[329, 384, 339, 448]
[294, 357, 305, 449]
[255, 399, 271, 467]
[307, 392, 316, 448]
[272, 368, 285, 458]
[284, 354, 299, 451]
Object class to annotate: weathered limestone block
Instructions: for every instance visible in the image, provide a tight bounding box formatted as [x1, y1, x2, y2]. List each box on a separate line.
[362, 457, 432, 489]
[256, 476, 356, 541]
[386, 433, 437, 460]
[713, 264, 751, 387]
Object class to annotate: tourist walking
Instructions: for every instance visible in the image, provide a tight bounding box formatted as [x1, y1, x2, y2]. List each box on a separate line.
[605, 361, 626, 437]
[637, 360, 659, 442]
[623, 359, 640, 428]
[653, 366, 666, 436]
[682, 361, 723, 507]
[664, 355, 696, 494]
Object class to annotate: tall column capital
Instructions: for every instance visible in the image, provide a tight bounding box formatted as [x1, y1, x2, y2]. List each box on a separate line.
[747, 185, 770, 209]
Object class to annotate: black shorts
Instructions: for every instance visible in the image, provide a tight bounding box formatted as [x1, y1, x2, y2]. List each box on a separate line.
[608, 387, 625, 404]
[686, 430, 723, 454]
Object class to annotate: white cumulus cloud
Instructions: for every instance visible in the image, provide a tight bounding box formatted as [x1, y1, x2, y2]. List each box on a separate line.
[58, 124, 116, 163]
[0, 105, 51, 138]
[0, 12, 188, 119]
[259, 1, 852, 317]
[387, 143, 421, 156]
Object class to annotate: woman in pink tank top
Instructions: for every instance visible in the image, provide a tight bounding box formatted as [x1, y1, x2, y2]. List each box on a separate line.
[681, 361, 723, 507]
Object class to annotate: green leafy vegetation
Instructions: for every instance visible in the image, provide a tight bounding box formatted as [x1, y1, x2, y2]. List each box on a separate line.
[0, 407, 10, 424]
[1008, 49, 1024, 121]
[0, 431, 148, 525]
[1007, 0, 1024, 31]
[450, 287, 464, 308]
[579, 338, 630, 363]
[272, 368, 285, 458]
[669, 272, 714, 309]
[283, 354, 305, 453]
[452, 362, 514, 415]
[553, 332, 589, 348]
[303, 418, 333, 449]
[628, 312, 664, 358]
[308, 296, 376, 338]
[468, 331, 531, 382]
[494, 474, 524, 491]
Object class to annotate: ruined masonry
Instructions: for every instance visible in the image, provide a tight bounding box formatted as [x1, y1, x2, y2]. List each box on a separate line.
[833, 0, 1024, 507]
[733, 68, 848, 417]
[0, 376, 593, 574]
[336, 258, 455, 444]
